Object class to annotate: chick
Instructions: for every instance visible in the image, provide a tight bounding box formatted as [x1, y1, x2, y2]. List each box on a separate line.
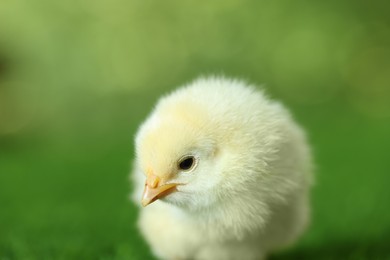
[131, 76, 313, 260]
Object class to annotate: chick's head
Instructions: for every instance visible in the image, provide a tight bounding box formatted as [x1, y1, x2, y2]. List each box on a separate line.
[135, 102, 222, 210]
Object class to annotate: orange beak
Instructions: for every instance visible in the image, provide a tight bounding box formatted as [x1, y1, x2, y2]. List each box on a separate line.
[141, 174, 178, 207]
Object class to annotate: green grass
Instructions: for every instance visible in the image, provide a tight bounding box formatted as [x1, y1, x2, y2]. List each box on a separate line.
[1, 0, 390, 258]
[1, 93, 390, 259]
[0, 94, 153, 259]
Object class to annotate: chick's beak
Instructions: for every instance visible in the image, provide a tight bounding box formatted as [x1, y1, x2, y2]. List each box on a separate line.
[141, 174, 178, 207]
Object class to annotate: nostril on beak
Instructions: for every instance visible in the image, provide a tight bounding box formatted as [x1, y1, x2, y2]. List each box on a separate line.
[147, 174, 160, 188]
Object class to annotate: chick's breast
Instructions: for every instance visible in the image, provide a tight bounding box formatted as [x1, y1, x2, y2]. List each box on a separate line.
[132, 77, 313, 260]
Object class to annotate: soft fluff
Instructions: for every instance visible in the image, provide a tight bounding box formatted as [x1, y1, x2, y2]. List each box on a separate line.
[131, 76, 313, 260]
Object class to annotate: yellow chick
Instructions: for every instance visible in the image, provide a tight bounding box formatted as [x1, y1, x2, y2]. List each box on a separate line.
[131, 76, 313, 260]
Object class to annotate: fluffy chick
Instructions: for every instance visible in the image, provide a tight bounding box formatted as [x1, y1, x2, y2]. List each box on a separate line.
[131, 76, 313, 260]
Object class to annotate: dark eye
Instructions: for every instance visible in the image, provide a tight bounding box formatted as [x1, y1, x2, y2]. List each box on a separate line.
[178, 156, 196, 171]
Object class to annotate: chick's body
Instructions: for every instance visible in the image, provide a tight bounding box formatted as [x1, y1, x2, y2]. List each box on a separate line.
[132, 77, 313, 260]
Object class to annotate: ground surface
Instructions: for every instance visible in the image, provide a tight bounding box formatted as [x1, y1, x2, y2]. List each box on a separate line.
[1, 94, 390, 259]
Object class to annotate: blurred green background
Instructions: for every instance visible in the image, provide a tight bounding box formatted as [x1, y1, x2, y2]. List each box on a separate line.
[1, 0, 390, 259]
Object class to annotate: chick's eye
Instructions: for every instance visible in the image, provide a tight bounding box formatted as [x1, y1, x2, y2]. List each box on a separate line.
[178, 156, 196, 171]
